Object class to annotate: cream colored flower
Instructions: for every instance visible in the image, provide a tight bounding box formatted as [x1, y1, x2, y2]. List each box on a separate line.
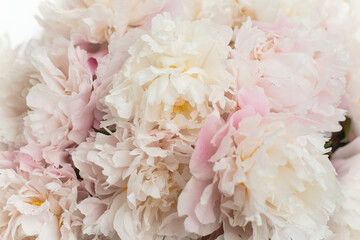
[184, 0, 256, 27]
[178, 106, 341, 239]
[38, 0, 169, 44]
[0, 169, 86, 240]
[75, 125, 193, 239]
[72, 125, 135, 198]
[0, 38, 37, 150]
[38, 0, 128, 43]
[244, 0, 347, 30]
[327, 138, 360, 240]
[104, 13, 236, 149]
[128, 0, 168, 27]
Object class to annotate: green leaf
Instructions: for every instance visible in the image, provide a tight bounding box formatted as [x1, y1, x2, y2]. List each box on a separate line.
[92, 127, 115, 135]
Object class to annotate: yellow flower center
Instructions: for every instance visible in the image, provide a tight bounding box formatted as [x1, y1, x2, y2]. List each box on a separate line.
[168, 65, 187, 73]
[28, 200, 44, 206]
[173, 100, 191, 114]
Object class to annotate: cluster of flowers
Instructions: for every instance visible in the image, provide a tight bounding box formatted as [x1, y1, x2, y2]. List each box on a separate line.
[1, 0, 360, 239]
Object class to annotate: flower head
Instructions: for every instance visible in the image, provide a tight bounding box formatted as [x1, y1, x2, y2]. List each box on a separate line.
[22, 37, 95, 167]
[230, 20, 348, 132]
[104, 13, 236, 151]
[178, 89, 340, 239]
[0, 159, 85, 240]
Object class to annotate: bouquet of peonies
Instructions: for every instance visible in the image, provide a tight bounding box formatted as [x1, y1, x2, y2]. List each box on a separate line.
[2, 0, 360, 239]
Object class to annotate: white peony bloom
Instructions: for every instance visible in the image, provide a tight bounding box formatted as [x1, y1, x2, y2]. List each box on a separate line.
[184, 0, 255, 27]
[178, 105, 341, 239]
[38, 0, 170, 44]
[114, 157, 191, 240]
[327, 137, 360, 240]
[244, 0, 348, 30]
[72, 125, 135, 198]
[0, 38, 38, 150]
[95, 28, 146, 118]
[95, 12, 236, 239]
[75, 124, 193, 239]
[38, 0, 128, 44]
[127, 0, 168, 27]
[104, 13, 236, 150]
[0, 168, 86, 240]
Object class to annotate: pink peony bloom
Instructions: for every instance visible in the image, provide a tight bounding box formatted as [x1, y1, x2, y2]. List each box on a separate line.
[22, 37, 95, 167]
[178, 93, 340, 239]
[230, 19, 348, 132]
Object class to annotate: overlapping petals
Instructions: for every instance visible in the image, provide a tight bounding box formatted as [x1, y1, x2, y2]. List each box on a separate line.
[22, 37, 95, 167]
[178, 89, 340, 239]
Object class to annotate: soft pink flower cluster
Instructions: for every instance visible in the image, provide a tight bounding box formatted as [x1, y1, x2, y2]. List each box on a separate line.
[1, 0, 360, 239]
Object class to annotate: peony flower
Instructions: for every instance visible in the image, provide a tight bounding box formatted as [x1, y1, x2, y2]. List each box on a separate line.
[243, 0, 348, 30]
[22, 37, 95, 167]
[178, 88, 341, 239]
[327, 137, 360, 240]
[127, 0, 169, 27]
[0, 38, 38, 151]
[113, 156, 191, 240]
[95, 28, 146, 119]
[72, 125, 135, 198]
[0, 154, 88, 240]
[75, 124, 193, 239]
[104, 13, 236, 152]
[335, 1, 360, 136]
[184, 0, 256, 28]
[74, 13, 235, 235]
[38, 0, 128, 44]
[230, 19, 348, 132]
[38, 0, 176, 45]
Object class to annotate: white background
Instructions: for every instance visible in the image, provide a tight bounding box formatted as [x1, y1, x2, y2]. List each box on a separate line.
[0, 0, 43, 47]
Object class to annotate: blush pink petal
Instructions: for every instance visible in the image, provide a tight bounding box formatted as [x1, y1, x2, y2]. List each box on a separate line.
[190, 113, 223, 180]
[194, 182, 221, 225]
[237, 86, 270, 117]
[177, 177, 220, 236]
